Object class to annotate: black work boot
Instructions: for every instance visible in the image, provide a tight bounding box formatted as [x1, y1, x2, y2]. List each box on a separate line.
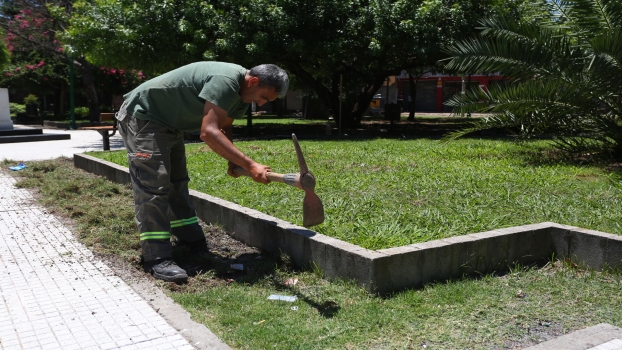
[144, 259, 188, 282]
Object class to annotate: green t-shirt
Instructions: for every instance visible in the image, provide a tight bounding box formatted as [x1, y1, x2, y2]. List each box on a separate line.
[123, 61, 249, 132]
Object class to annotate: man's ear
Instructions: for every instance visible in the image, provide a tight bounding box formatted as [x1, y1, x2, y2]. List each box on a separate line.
[248, 76, 260, 87]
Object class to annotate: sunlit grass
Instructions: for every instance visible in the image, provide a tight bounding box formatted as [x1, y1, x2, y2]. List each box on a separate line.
[92, 138, 622, 250]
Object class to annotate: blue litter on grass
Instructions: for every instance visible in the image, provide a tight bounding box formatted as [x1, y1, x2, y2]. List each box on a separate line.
[9, 163, 26, 171]
[267, 294, 297, 302]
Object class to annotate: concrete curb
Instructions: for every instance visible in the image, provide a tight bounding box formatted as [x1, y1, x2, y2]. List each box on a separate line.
[129, 277, 232, 350]
[74, 153, 622, 295]
[524, 323, 622, 349]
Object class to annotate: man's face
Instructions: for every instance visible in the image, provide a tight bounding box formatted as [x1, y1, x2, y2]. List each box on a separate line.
[247, 87, 278, 106]
[241, 76, 279, 105]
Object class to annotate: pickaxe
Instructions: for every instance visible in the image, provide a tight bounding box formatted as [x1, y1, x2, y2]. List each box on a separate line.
[233, 133, 325, 227]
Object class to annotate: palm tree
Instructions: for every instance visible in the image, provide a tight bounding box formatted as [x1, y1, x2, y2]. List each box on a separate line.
[443, 0, 622, 160]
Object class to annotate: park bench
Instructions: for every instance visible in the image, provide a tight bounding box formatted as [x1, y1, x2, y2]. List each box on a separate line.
[79, 112, 117, 151]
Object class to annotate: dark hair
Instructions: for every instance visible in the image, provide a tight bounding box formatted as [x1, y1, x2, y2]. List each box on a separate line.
[248, 64, 289, 98]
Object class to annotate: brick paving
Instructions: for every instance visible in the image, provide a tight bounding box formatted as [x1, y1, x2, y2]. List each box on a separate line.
[0, 170, 194, 349]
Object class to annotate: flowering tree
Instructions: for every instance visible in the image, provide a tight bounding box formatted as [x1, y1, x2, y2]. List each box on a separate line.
[1, 54, 68, 95]
[1, 1, 101, 121]
[95, 67, 146, 97]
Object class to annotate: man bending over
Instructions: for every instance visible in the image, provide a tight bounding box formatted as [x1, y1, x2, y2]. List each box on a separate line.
[116, 62, 288, 282]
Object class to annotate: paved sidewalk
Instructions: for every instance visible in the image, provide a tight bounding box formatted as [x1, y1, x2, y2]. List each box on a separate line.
[0, 125, 125, 161]
[0, 170, 202, 349]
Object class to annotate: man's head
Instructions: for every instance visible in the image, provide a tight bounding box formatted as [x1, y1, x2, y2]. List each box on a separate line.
[241, 64, 289, 106]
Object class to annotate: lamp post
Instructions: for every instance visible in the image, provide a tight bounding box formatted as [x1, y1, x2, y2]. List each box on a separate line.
[339, 74, 343, 136]
[467, 74, 472, 118]
[69, 53, 76, 130]
[245, 103, 253, 136]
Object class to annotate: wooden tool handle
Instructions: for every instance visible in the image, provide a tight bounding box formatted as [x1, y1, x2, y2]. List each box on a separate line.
[232, 167, 301, 187]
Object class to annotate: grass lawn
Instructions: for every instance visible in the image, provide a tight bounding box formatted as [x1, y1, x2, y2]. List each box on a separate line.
[90, 138, 622, 250]
[4, 157, 622, 349]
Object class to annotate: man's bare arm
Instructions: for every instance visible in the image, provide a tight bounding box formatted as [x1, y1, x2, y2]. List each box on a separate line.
[200, 100, 271, 184]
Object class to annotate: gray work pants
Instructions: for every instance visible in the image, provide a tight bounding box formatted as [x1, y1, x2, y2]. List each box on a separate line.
[116, 106, 205, 262]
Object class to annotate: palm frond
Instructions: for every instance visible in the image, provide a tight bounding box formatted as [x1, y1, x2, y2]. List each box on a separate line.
[537, 0, 576, 26]
[444, 16, 584, 79]
[569, 0, 622, 32]
[442, 0, 622, 159]
[441, 112, 522, 141]
[589, 28, 622, 82]
[447, 79, 594, 117]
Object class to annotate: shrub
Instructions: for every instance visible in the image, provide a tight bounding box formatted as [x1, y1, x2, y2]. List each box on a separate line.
[24, 94, 38, 105]
[74, 107, 89, 117]
[10, 103, 25, 116]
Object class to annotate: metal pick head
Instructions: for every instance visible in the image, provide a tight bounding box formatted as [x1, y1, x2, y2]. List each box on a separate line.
[292, 133, 309, 175]
[303, 190, 325, 227]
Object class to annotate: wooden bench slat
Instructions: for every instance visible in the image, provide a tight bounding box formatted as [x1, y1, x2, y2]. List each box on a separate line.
[80, 126, 116, 131]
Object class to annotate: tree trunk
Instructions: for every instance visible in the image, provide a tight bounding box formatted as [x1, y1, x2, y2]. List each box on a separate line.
[55, 86, 64, 118]
[76, 58, 100, 123]
[331, 71, 340, 101]
[349, 75, 388, 126]
[407, 72, 418, 121]
[275, 98, 285, 118]
[283, 60, 339, 121]
[284, 59, 399, 129]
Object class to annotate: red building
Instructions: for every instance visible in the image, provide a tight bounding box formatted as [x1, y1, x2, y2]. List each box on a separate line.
[396, 73, 509, 112]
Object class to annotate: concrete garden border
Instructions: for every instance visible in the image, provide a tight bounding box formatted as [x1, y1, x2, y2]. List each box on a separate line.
[74, 153, 622, 295]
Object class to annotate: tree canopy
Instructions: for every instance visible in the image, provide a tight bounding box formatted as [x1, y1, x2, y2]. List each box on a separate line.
[64, 0, 524, 126]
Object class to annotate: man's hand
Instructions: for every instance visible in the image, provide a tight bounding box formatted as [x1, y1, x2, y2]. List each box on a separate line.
[201, 100, 273, 184]
[227, 161, 241, 178]
[227, 161, 272, 184]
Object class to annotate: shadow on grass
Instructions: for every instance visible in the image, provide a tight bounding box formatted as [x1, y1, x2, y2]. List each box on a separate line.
[170, 237, 342, 318]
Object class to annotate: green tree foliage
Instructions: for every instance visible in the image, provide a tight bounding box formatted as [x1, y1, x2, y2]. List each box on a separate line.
[63, 0, 210, 74]
[0, 30, 10, 71]
[443, 0, 622, 160]
[64, 0, 513, 126]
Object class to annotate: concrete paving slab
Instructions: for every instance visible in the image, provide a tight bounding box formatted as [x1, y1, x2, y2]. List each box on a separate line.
[525, 323, 622, 350]
[0, 124, 125, 162]
[0, 170, 231, 349]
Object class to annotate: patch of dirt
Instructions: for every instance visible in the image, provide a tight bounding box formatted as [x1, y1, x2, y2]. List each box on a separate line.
[575, 173, 601, 181]
[488, 320, 575, 349]
[200, 221, 260, 259]
[166, 220, 287, 294]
